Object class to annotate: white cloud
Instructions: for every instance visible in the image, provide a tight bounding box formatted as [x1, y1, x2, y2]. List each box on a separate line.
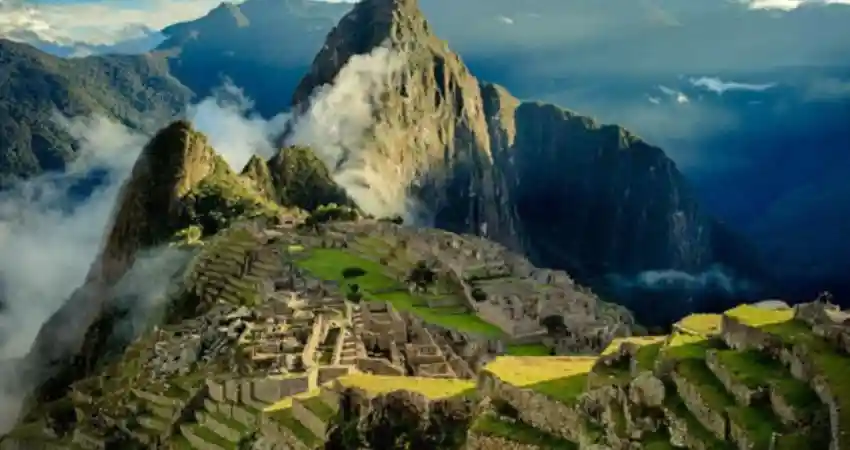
[286, 43, 416, 220]
[0, 0, 240, 45]
[187, 81, 290, 171]
[497, 15, 515, 24]
[690, 76, 777, 94]
[658, 85, 690, 104]
[742, 0, 850, 9]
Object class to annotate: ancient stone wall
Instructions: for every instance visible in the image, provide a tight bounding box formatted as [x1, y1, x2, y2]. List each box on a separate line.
[474, 301, 517, 336]
[301, 314, 325, 369]
[331, 327, 347, 365]
[477, 372, 583, 442]
[812, 376, 843, 450]
[318, 367, 353, 385]
[356, 358, 405, 376]
[207, 376, 312, 406]
[705, 350, 764, 406]
[291, 398, 327, 439]
[670, 370, 727, 441]
[720, 315, 781, 353]
[795, 303, 833, 327]
[464, 433, 546, 450]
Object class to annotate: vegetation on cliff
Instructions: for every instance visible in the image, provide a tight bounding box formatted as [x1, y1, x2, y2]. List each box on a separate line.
[267, 145, 353, 212]
[0, 38, 191, 188]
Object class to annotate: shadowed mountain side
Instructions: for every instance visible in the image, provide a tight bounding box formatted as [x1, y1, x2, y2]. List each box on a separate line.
[287, 0, 768, 324]
[0, 39, 192, 188]
[155, 0, 347, 118]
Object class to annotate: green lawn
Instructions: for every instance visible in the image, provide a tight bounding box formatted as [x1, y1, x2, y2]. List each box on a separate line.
[486, 356, 596, 405]
[371, 291, 503, 336]
[675, 359, 736, 413]
[505, 343, 551, 356]
[726, 406, 780, 450]
[295, 248, 504, 336]
[664, 394, 733, 450]
[295, 248, 402, 291]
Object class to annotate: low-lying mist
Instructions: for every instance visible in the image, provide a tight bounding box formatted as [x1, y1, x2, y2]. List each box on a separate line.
[285, 43, 418, 221]
[603, 265, 761, 328]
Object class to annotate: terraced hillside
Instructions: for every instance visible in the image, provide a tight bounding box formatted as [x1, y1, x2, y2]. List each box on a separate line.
[0, 210, 638, 448]
[474, 300, 849, 450]
[5, 202, 848, 450]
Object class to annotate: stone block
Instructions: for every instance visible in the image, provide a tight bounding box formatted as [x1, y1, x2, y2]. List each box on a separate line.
[231, 404, 259, 428]
[206, 379, 225, 402]
[253, 378, 282, 404]
[224, 379, 240, 403]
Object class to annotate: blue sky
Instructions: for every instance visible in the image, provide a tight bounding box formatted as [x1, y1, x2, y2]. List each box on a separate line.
[0, 0, 243, 44]
[0, 0, 846, 46]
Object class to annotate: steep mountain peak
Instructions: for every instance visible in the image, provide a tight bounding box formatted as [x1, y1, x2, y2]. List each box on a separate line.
[240, 154, 275, 201]
[285, 0, 757, 327]
[266, 145, 352, 212]
[291, 0, 516, 242]
[92, 120, 216, 285]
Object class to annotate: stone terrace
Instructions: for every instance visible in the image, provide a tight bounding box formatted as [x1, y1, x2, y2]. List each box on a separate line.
[479, 299, 850, 450]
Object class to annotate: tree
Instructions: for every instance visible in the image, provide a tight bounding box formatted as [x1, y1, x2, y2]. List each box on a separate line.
[471, 288, 487, 302]
[342, 267, 366, 279]
[541, 315, 566, 333]
[347, 283, 362, 303]
[408, 260, 436, 292]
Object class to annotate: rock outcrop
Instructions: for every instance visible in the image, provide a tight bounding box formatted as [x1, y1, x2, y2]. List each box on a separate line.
[266, 145, 352, 212]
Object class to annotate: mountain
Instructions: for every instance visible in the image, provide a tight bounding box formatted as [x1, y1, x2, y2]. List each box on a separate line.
[143, 0, 850, 305]
[17, 120, 281, 405]
[3, 25, 166, 58]
[0, 38, 191, 188]
[154, 0, 348, 117]
[2, 1, 849, 448]
[287, 0, 765, 324]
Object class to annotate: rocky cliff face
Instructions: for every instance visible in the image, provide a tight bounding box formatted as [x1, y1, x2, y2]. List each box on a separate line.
[291, 0, 522, 250]
[291, 0, 754, 297]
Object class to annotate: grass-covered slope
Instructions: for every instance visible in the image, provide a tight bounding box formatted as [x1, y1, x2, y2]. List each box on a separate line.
[0, 38, 192, 187]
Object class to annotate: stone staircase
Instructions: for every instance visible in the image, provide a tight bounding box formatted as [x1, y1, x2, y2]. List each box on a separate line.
[337, 329, 361, 366]
[259, 387, 340, 450]
[128, 376, 206, 446]
[607, 304, 844, 450]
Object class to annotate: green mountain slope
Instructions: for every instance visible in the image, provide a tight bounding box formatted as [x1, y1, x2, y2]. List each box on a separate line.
[0, 38, 192, 188]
